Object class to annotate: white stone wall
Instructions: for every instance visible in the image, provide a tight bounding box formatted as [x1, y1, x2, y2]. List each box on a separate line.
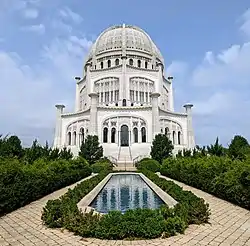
[53, 25, 195, 160]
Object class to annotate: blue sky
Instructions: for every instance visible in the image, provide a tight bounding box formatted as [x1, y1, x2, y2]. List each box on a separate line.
[0, 0, 250, 147]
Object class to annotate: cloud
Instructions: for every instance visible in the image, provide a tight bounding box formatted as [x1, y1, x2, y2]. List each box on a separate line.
[59, 7, 83, 24]
[169, 9, 250, 145]
[23, 8, 39, 19]
[20, 24, 45, 34]
[240, 8, 250, 38]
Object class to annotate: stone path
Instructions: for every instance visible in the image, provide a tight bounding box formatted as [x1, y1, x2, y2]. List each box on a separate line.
[0, 174, 249, 246]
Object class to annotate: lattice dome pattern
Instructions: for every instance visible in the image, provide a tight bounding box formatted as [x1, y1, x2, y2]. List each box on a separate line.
[86, 24, 164, 63]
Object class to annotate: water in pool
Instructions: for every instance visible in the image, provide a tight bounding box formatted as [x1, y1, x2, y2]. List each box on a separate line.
[90, 174, 165, 213]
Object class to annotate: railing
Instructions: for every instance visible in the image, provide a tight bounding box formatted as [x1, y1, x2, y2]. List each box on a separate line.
[107, 156, 118, 166]
[132, 155, 150, 166]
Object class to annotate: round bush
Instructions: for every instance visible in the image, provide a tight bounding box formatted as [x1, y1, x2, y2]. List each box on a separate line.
[137, 159, 160, 172]
[91, 160, 113, 173]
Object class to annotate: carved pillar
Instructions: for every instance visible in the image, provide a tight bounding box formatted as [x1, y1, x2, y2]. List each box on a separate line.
[183, 103, 195, 149]
[151, 92, 160, 138]
[89, 93, 98, 135]
[53, 104, 65, 148]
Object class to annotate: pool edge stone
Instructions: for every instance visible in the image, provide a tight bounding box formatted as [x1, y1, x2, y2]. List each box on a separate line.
[77, 172, 178, 214]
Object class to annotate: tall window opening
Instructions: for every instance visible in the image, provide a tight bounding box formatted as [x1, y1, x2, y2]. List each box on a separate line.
[141, 127, 146, 143]
[137, 60, 141, 68]
[122, 99, 126, 106]
[165, 127, 169, 137]
[178, 131, 181, 145]
[107, 60, 111, 68]
[172, 131, 176, 145]
[67, 132, 71, 145]
[145, 61, 148, 69]
[129, 59, 133, 66]
[111, 128, 116, 143]
[133, 128, 138, 143]
[115, 58, 119, 66]
[100, 61, 104, 69]
[73, 131, 76, 145]
[79, 128, 84, 146]
[103, 127, 108, 143]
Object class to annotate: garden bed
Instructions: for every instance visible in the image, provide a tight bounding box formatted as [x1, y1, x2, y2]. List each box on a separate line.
[41, 169, 210, 240]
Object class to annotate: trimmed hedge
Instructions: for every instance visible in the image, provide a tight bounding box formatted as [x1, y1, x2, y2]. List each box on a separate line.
[136, 158, 160, 172]
[161, 156, 250, 209]
[0, 157, 91, 216]
[91, 159, 113, 173]
[41, 168, 210, 239]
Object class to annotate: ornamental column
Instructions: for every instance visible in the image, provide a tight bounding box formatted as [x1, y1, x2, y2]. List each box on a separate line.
[89, 93, 98, 135]
[53, 104, 65, 148]
[151, 92, 160, 138]
[183, 103, 195, 149]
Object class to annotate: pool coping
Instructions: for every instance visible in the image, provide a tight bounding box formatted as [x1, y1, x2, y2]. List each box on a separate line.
[77, 172, 178, 214]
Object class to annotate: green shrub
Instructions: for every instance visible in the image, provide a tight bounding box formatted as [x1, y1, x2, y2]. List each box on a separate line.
[91, 159, 113, 173]
[0, 157, 92, 216]
[136, 159, 160, 172]
[42, 169, 209, 240]
[161, 156, 250, 209]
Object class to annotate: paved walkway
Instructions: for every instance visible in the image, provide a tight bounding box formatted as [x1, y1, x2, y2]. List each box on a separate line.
[0, 175, 249, 246]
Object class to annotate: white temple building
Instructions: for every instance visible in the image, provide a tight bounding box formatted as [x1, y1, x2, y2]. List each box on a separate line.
[53, 24, 195, 163]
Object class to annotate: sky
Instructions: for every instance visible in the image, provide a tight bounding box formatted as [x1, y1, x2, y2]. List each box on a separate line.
[0, 0, 250, 147]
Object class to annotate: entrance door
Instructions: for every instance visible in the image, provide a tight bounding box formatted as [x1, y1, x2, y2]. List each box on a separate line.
[120, 125, 129, 146]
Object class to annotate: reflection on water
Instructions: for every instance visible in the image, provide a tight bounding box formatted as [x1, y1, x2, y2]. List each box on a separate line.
[90, 174, 164, 213]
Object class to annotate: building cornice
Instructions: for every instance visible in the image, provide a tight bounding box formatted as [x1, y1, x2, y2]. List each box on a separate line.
[159, 108, 187, 117]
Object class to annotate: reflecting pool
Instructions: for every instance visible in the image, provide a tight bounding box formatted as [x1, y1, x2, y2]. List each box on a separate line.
[90, 174, 165, 213]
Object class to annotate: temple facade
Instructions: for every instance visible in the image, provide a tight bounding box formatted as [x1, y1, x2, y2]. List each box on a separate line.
[53, 24, 195, 163]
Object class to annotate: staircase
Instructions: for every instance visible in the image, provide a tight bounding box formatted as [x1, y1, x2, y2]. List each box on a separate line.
[114, 146, 136, 171]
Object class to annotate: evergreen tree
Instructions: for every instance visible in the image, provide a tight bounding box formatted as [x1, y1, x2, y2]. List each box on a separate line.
[228, 135, 250, 160]
[150, 134, 174, 163]
[79, 135, 103, 164]
[207, 137, 224, 157]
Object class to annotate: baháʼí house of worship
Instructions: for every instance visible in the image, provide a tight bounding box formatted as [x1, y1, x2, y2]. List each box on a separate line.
[53, 24, 195, 163]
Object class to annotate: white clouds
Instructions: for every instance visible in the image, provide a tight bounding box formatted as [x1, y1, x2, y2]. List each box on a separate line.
[190, 42, 250, 87]
[20, 24, 45, 34]
[23, 8, 39, 19]
[167, 9, 250, 145]
[240, 8, 250, 38]
[59, 7, 83, 24]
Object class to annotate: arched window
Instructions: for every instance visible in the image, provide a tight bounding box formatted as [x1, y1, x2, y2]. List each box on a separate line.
[165, 127, 169, 136]
[178, 131, 181, 145]
[79, 128, 84, 146]
[122, 99, 126, 106]
[111, 128, 116, 143]
[115, 58, 119, 66]
[67, 132, 71, 145]
[129, 59, 133, 66]
[145, 61, 148, 69]
[172, 131, 176, 145]
[103, 127, 108, 143]
[137, 60, 141, 68]
[133, 128, 138, 143]
[100, 61, 104, 69]
[141, 127, 146, 143]
[107, 60, 111, 68]
[73, 131, 76, 145]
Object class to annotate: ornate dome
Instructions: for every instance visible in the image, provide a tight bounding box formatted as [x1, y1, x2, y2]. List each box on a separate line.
[86, 24, 164, 64]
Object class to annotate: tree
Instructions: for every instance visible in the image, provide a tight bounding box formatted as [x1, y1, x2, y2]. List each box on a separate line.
[79, 135, 103, 164]
[150, 134, 174, 163]
[59, 147, 73, 160]
[207, 137, 224, 157]
[228, 135, 250, 160]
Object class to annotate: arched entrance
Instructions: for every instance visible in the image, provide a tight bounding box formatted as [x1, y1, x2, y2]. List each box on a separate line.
[120, 125, 129, 146]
